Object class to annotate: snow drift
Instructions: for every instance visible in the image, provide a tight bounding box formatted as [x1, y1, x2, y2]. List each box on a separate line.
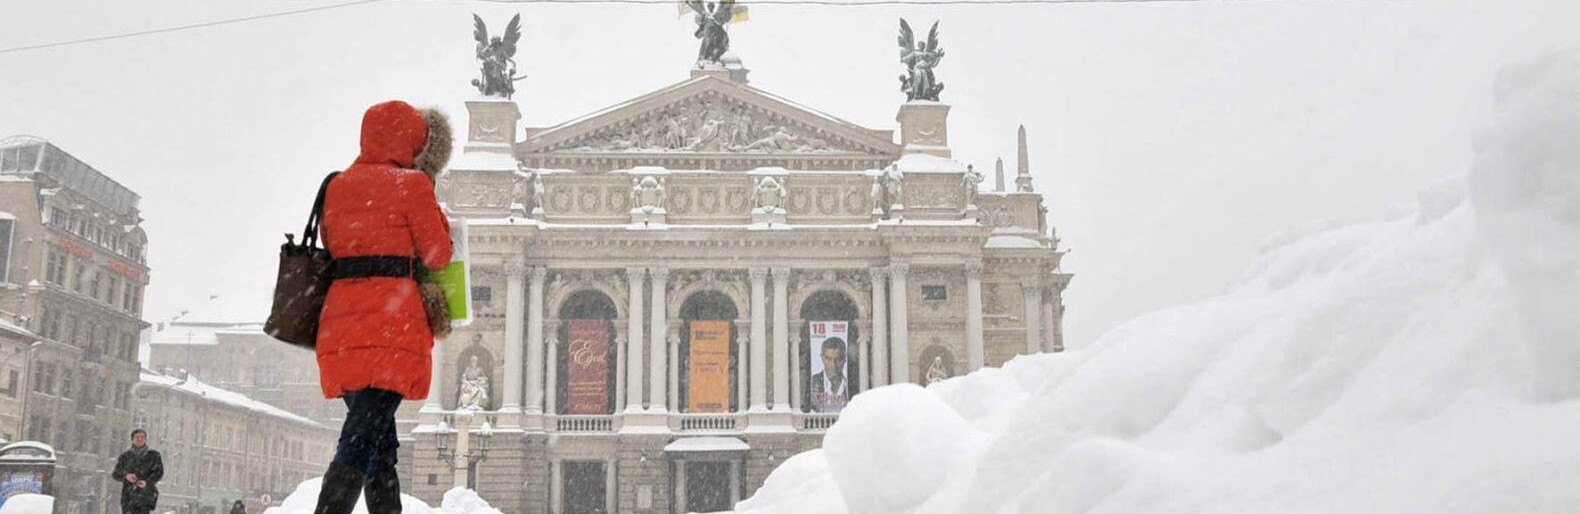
[735, 50, 1580, 514]
[0, 494, 53, 514]
[261, 478, 502, 514]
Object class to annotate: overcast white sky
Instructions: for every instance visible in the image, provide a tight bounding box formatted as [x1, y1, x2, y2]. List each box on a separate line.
[2, 0, 1576, 349]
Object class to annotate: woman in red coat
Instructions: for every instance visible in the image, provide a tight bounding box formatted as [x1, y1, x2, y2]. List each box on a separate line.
[314, 100, 452, 514]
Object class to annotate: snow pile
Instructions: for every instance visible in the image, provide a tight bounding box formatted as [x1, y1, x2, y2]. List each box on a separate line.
[736, 50, 1580, 514]
[0, 494, 54, 514]
[261, 478, 502, 514]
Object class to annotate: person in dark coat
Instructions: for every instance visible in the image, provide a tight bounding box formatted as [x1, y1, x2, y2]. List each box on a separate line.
[313, 100, 453, 514]
[111, 429, 164, 514]
[231, 499, 248, 514]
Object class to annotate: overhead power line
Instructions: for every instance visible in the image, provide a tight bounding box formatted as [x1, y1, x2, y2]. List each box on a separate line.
[0, 0, 392, 56]
[0, 0, 1394, 56]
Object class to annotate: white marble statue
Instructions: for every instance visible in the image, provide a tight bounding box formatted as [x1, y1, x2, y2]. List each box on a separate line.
[630, 176, 667, 213]
[924, 356, 949, 386]
[753, 176, 786, 211]
[458, 355, 491, 410]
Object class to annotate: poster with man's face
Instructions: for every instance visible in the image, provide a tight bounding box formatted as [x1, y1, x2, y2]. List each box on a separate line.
[808, 321, 850, 413]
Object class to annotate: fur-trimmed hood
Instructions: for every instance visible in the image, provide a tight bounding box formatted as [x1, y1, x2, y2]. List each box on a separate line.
[413, 108, 454, 182]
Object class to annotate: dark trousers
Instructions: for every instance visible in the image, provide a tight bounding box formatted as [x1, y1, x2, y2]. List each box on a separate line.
[123, 509, 151, 514]
[332, 388, 403, 477]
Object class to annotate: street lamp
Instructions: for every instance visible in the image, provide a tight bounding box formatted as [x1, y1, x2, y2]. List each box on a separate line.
[433, 411, 491, 489]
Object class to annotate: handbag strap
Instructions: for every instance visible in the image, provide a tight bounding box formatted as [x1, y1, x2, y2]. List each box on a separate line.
[302, 171, 340, 250]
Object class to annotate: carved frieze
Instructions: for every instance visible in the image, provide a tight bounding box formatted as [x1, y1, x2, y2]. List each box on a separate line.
[551, 94, 868, 155]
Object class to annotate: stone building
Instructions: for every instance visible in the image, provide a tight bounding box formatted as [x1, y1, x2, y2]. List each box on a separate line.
[0, 136, 149, 514]
[0, 315, 38, 444]
[397, 59, 1070, 513]
[133, 369, 337, 514]
[148, 321, 342, 427]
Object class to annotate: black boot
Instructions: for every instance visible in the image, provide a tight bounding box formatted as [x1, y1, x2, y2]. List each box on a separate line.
[364, 469, 403, 514]
[314, 462, 365, 514]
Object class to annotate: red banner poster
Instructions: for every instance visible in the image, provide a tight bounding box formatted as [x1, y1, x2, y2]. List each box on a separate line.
[565, 320, 610, 415]
[688, 321, 731, 413]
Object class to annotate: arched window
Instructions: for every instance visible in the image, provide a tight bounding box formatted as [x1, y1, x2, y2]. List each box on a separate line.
[678, 290, 740, 413]
[799, 289, 861, 413]
[555, 290, 619, 415]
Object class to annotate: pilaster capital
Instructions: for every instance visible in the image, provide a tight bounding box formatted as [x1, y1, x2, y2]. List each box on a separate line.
[769, 267, 792, 282]
[506, 264, 530, 279]
[867, 267, 888, 283]
[748, 267, 769, 282]
[887, 263, 911, 279]
[529, 266, 549, 282]
[649, 267, 670, 282]
[965, 261, 984, 278]
[626, 267, 647, 281]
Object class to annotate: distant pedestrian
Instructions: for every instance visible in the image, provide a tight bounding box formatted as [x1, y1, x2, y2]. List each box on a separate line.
[111, 429, 164, 514]
[231, 499, 248, 514]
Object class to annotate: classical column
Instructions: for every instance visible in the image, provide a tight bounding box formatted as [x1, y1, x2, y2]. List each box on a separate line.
[545, 331, 559, 414]
[502, 264, 528, 418]
[789, 332, 802, 412]
[888, 264, 911, 383]
[857, 335, 871, 392]
[748, 267, 769, 411]
[771, 267, 791, 412]
[669, 332, 680, 411]
[525, 267, 548, 414]
[868, 268, 889, 387]
[735, 329, 748, 413]
[422, 336, 446, 414]
[1042, 291, 1058, 353]
[626, 267, 646, 412]
[1022, 283, 1042, 355]
[965, 262, 985, 372]
[649, 267, 670, 412]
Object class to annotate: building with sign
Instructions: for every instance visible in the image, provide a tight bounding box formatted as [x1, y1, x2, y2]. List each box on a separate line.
[397, 48, 1070, 513]
[0, 136, 150, 514]
[132, 368, 337, 514]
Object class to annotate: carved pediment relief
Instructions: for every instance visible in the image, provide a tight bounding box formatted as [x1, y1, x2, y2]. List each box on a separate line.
[522, 77, 898, 158]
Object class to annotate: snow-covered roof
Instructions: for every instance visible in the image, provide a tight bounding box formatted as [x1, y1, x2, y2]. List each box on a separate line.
[985, 235, 1045, 249]
[139, 370, 320, 427]
[0, 316, 37, 339]
[149, 321, 263, 346]
[0, 441, 57, 461]
[664, 436, 750, 453]
[893, 153, 969, 174]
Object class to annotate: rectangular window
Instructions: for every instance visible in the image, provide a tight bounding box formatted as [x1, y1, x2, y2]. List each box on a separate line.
[49, 208, 66, 227]
[72, 261, 85, 293]
[472, 286, 493, 306]
[45, 250, 66, 285]
[5, 371, 15, 398]
[921, 285, 948, 301]
[122, 282, 134, 311]
[0, 218, 13, 284]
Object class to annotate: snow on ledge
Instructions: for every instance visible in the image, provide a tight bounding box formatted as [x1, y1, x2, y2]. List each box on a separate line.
[665, 436, 750, 453]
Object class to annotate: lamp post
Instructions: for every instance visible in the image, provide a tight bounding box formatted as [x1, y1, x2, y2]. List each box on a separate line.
[434, 409, 491, 489]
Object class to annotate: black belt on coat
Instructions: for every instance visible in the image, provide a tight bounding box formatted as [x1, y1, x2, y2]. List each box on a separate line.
[332, 255, 415, 280]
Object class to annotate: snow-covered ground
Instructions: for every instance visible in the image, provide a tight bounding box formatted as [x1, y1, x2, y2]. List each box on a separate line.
[735, 49, 1580, 514]
[0, 494, 53, 514]
[260, 479, 502, 514]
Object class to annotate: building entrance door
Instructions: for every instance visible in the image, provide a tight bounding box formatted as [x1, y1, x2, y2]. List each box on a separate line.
[685, 461, 733, 513]
[563, 461, 608, 514]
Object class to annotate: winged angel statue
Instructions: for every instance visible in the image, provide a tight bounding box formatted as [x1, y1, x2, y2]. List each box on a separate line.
[471, 14, 527, 99]
[687, 0, 737, 66]
[898, 19, 945, 102]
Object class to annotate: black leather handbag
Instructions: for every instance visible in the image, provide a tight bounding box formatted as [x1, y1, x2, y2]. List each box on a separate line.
[264, 172, 339, 348]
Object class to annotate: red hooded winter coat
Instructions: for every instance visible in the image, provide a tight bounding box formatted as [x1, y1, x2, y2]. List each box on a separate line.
[316, 100, 453, 400]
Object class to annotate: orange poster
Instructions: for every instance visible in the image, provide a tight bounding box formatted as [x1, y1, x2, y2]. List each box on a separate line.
[688, 321, 731, 413]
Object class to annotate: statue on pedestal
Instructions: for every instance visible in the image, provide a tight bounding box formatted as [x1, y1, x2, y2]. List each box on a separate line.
[753, 176, 786, 211]
[924, 356, 949, 386]
[963, 164, 983, 207]
[471, 14, 527, 99]
[686, 0, 738, 66]
[630, 176, 667, 214]
[897, 19, 945, 102]
[458, 355, 491, 410]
